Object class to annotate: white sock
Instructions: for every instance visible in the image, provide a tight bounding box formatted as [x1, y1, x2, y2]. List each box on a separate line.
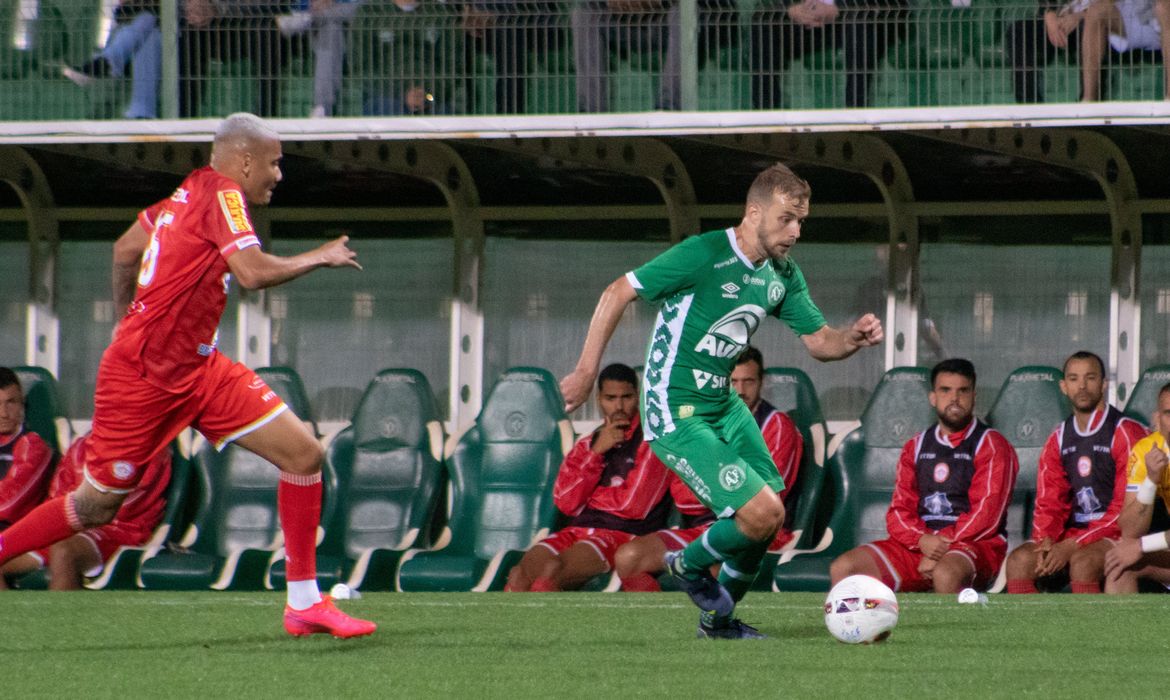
[287, 580, 323, 610]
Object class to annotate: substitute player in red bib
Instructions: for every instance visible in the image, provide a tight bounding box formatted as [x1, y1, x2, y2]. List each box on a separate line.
[1005, 351, 1147, 593]
[830, 359, 1019, 593]
[0, 113, 374, 638]
[0, 432, 169, 590]
[614, 347, 803, 592]
[506, 364, 673, 591]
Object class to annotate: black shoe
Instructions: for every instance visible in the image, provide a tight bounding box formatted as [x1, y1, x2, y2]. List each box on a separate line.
[664, 550, 735, 619]
[697, 617, 768, 640]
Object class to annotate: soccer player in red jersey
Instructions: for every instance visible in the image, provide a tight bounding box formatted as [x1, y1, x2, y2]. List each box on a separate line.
[505, 364, 674, 591]
[0, 114, 374, 638]
[0, 368, 56, 533]
[614, 347, 803, 594]
[0, 432, 169, 590]
[830, 359, 1019, 593]
[1005, 351, 1147, 594]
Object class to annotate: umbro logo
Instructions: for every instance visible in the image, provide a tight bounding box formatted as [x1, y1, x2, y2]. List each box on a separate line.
[721, 282, 740, 299]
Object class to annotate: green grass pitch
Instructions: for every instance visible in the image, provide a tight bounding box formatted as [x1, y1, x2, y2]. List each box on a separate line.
[1, 591, 1162, 698]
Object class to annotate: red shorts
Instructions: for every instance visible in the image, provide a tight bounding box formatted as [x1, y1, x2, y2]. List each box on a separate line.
[862, 536, 1007, 593]
[655, 525, 795, 552]
[536, 527, 637, 570]
[86, 350, 286, 493]
[33, 521, 153, 577]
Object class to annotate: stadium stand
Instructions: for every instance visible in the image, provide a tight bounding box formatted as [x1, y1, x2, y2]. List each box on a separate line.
[773, 367, 935, 591]
[397, 367, 573, 592]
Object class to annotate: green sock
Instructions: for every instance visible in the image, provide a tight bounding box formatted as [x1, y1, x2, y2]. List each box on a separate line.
[680, 518, 757, 574]
[718, 539, 770, 603]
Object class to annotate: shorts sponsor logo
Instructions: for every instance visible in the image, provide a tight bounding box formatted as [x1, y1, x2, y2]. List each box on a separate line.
[249, 377, 266, 390]
[718, 463, 747, 491]
[933, 462, 949, 483]
[669, 455, 711, 502]
[694, 305, 764, 358]
[112, 461, 135, 481]
[1077, 455, 1093, 478]
[692, 370, 727, 390]
[217, 190, 254, 235]
[261, 390, 277, 402]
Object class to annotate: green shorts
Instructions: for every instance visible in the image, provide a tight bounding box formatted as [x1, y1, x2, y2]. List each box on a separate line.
[647, 397, 783, 518]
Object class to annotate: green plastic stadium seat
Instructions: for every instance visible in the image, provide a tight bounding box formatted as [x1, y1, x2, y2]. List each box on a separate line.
[270, 369, 446, 592]
[255, 366, 319, 434]
[773, 367, 935, 592]
[1123, 365, 1170, 426]
[11, 365, 71, 453]
[985, 365, 1069, 556]
[396, 367, 573, 592]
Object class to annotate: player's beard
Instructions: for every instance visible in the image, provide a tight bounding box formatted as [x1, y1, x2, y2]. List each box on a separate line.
[938, 404, 971, 433]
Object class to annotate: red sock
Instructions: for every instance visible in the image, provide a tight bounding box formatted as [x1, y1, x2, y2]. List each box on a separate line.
[529, 576, 560, 592]
[278, 471, 321, 582]
[1071, 580, 1101, 594]
[621, 573, 662, 592]
[0, 495, 83, 566]
[1006, 579, 1038, 594]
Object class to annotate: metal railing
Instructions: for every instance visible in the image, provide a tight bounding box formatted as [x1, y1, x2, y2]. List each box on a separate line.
[0, 0, 1165, 120]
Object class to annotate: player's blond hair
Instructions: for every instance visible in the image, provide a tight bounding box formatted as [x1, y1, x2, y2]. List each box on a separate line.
[212, 112, 279, 157]
[746, 163, 811, 207]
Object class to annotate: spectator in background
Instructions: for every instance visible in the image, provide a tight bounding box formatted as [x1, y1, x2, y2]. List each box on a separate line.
[61, 1, 162, 119]
[277, 0, 364, 117]
[505, 363, 673, 591]
[180, 0, 287, 117]
[1104, 382, 1170, 591]
[0, 432, 170, 591]
[1004, 351, 1147, 594]
[1004, 0, 1082, 103]
[0, 368, 56, 533]
[751, 0, 908, 109]
[1079, 0, 1170, 101]
[614, 347, 804, 592]
[359, 0, 458, 115]
[830, 359, 1019, 594]
[462, 0, 562, 113]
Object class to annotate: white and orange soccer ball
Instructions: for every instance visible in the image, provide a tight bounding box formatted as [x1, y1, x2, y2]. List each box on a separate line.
[823, 574, 899, 644]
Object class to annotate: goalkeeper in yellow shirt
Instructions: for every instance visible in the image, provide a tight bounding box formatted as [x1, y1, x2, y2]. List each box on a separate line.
[1105, 383, 1170, 592]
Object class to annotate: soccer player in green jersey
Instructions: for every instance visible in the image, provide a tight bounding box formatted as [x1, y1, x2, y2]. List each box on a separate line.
[561, 163, 883, 639]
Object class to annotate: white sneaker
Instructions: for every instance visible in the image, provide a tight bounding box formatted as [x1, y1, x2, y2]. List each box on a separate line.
[61, 65, 94, 88]
[276, 11, 312, 37]
[309, 104, 327, 118]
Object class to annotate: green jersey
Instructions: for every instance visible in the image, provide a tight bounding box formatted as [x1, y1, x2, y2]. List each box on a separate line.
[628, 228, 826, 440]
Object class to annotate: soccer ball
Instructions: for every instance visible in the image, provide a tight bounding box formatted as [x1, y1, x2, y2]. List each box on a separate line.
[823, 575, 899, 644]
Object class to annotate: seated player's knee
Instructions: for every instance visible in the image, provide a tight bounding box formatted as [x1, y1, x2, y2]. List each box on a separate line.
[613, 542, 643, 579]
[1067, 546, 1103, 582]
[829, 554, 855, 585]
[931, 557, 972, 594]
[71, 490, 120, 528]
[1005, 543, 1036, 579]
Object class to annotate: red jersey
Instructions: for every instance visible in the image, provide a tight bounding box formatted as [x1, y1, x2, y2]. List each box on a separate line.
[53, 435, 171, 539]
[0, 427, 55, 527]
[886, 420, 1018, 550]
[669, 403, 804, 548]
[554, 416, 673, 534]
[1031, 406, 1147, 545]
[109, 167, 261, 390]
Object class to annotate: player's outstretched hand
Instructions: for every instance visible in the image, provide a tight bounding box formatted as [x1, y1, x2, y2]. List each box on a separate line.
[1104, 537, 1142, 579]
[560, 368, 595, 415]
[851, 313, 883, 348]
[319, 235, 363, 270]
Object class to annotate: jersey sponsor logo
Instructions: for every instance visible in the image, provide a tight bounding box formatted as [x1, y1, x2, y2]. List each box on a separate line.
[720, 282, 740, 299]
[923, 491, 953, 517]
[217, 190, 253, 235]
[933, 462, 950, 483]
[694, 305, 765, 358]
[112, 461, 136, 481]
[171, 187, 189, 203]
[718, 463, 747, 491]
[692, 370, 728, 390]
[1077, 455, 1093, 478]
[713, 256, 738, 269]
[1074, 486, 1103, 521]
